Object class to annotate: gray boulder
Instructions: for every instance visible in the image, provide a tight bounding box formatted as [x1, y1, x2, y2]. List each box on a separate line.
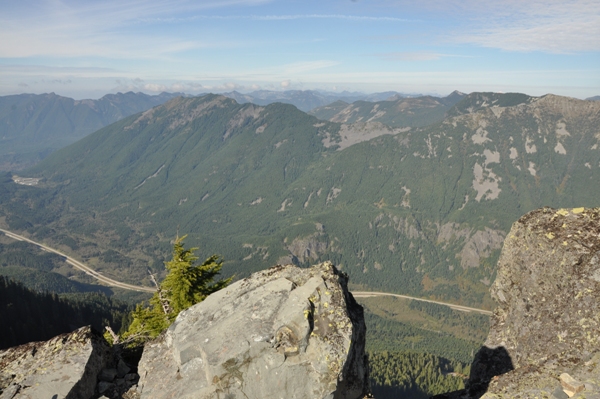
[478, 207, 600, 398]
[135, 262, 369, 399]
[488, 207, 600, 369]
[0, 326, 111, 399]
[435, 207, 600, 398]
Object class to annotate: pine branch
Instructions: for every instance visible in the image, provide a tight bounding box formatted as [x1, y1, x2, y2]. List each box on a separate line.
[105, 326, 120, 345]
[148, 269, 172, 315]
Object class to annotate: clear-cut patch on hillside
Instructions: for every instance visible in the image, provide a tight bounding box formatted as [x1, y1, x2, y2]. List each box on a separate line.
[472, 163, 501, 201]
[321, 122, 409, 150]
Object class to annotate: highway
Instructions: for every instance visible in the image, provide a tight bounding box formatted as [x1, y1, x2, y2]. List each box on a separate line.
[0, 228, 155, 293]
[352, 291, 493, 316]
[0, 228, 494, 314]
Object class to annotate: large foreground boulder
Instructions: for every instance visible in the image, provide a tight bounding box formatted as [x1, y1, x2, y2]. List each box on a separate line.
[134, 262, 369, 399]
[0, 326, 111, 399]
[436, 207, 600, 398]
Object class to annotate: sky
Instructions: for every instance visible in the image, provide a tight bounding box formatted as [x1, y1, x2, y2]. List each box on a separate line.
[1, 0, 599, 99]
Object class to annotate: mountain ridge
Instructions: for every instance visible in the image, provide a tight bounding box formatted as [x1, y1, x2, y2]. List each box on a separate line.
[309, 91, 466, 128]
[0, 91, 186, 171]
[1, 91, 599, 309]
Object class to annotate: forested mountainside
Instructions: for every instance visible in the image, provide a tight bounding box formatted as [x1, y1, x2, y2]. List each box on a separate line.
[0, 276, 130, 349]
[0, 91, 183, 170]
[0, 88, 415, 173]
[0, 93, 599, 310]
[308, 90, 465, 127]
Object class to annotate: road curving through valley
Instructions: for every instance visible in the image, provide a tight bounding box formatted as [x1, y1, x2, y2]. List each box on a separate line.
[0, 228, 155, 293]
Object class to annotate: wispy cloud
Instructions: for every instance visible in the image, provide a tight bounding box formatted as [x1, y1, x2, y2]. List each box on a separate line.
[281, 61, 339, 74]
[377, 52, 476, 61]
[0, 0, 270, 59]
[461, 18, 600, 53]
[1, 0, 597, 99]
[140, 14, 414, 23]
[112, 78, 260, 94]
[245, 14, 411, 22]
[0, 65, 120, 77]
[451, 0, 600, 53]
[375, 0, 600, 53]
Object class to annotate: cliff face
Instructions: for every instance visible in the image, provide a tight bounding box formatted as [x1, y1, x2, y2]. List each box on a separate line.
[438, 207, 600, 399]
[489, 207, 600, 368]
[133, 262, 369, 399]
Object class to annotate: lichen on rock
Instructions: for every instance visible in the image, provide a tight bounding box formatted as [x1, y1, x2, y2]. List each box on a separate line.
[434, 207, 600, 399]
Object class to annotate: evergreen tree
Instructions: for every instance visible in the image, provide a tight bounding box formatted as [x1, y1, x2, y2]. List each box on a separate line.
[120, 236, 230, 345]
[162, 237, 230, 315]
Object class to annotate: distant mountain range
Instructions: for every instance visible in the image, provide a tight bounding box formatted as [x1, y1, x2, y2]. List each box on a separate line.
[2, 92, 599, 309]
[0, 91, 184, 171]
[0, 89, 427, 171]
[220, 89, 415, 112]
[308, 91, 466, 127]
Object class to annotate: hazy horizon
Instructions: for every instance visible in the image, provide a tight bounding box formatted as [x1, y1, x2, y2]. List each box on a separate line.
[4, 88, 596, 103]
[1, 0, 599, 100]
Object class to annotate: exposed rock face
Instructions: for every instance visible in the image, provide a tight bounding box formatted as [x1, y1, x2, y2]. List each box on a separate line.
[435, 207, 600, 398]
[134, 262, 369, 399]
[488, 207, 600, 367]
[0, 326, 111, 399]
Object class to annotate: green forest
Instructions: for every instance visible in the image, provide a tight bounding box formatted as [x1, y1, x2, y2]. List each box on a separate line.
[368, 350, 469, 399]
[0, 276, 131, 349]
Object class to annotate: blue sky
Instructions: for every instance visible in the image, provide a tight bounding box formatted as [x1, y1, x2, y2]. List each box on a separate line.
[1, 0, 599, 99]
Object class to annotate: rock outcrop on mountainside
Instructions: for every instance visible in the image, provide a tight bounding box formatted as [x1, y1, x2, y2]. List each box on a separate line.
[0, 326, 130, 399]
[435, 207, 600, 399]
[132, 261, 369, 399]
[0, 262, 368, 399]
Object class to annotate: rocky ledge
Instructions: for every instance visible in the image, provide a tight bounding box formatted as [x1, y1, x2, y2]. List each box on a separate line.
[0, 262, 368, 399]
[131, 261, 369, 399]
[0, 326, 112, 399]
[436, 207, 600, 399]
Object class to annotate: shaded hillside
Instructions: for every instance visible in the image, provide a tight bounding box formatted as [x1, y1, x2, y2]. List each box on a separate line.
[0, 91, 184, 170]
[309, 91, 466, 127]
[0, 276, 130, 349]
[1, 93, 599, 308]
